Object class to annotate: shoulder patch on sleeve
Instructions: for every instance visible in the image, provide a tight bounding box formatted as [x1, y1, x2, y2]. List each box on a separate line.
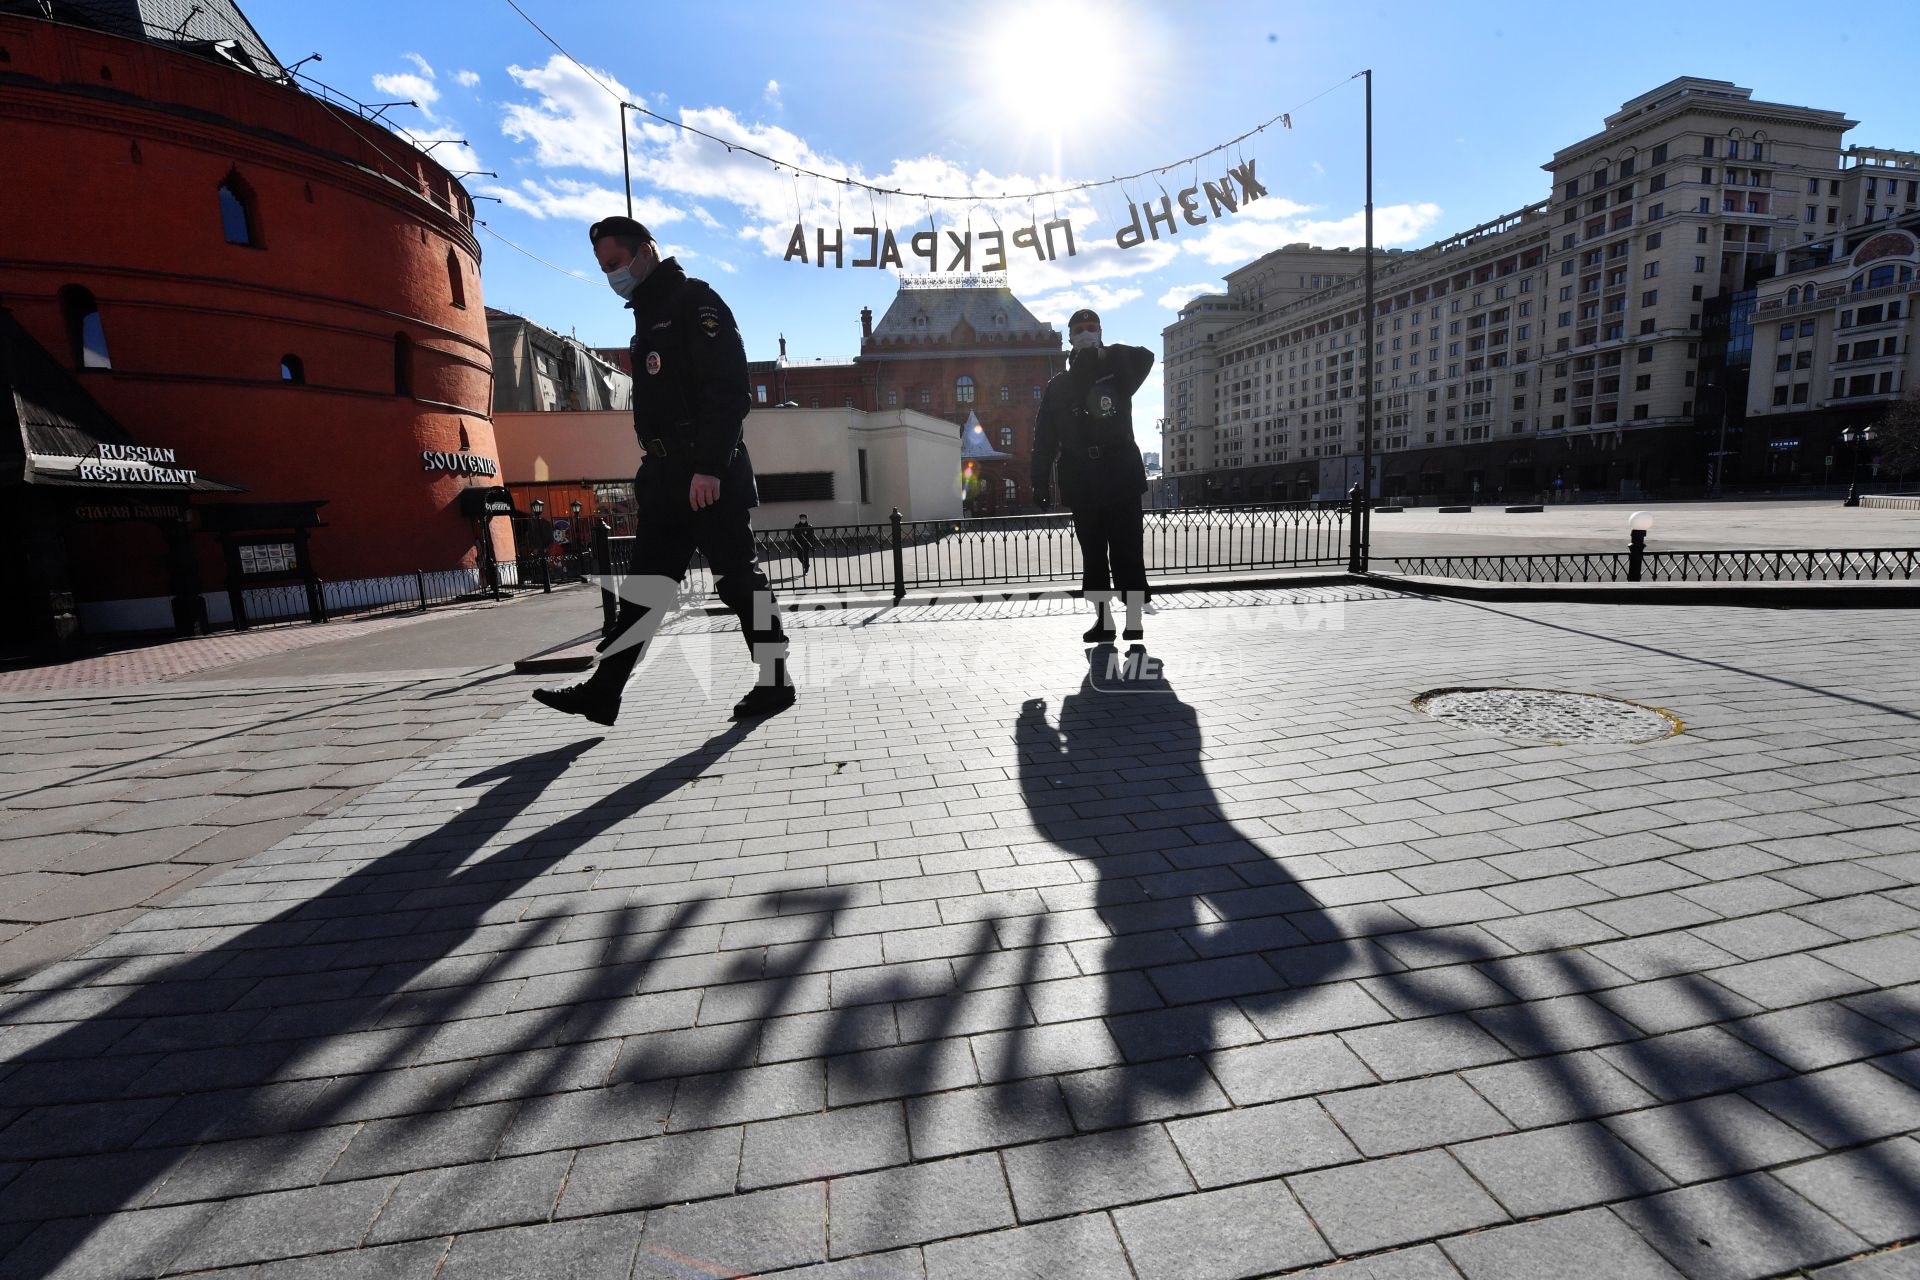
[696, 304, 725, 337]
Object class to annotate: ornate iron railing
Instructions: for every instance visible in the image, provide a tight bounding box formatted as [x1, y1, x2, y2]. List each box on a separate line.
[596, 502, 1350, 606]
[1383, 548, 1920, 583]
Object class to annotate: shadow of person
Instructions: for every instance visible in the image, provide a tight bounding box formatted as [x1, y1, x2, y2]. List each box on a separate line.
[0, 723, 779, 1278]
[1013, 647, 1352, 1128]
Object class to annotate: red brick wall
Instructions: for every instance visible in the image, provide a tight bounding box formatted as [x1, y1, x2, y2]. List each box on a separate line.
[0, 15, 502, 600]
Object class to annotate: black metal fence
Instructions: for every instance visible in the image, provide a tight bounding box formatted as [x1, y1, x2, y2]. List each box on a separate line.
[1381, 548, 1920, 584]
[595, 501, 1354, 606]
[227, 548, 599, 629]
[224, 500, 1920, 637]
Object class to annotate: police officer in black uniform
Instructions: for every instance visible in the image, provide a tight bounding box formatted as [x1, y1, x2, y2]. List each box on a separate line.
[1031, 308, 1155, 644]
[532, 216, 794, 725]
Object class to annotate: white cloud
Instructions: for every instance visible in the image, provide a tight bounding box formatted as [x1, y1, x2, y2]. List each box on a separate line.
[1182, 200, 1444, 265]
[373, 70, 440, 122]
[501, 56, 636, 172]
[398, 129, 482, 174]
[477, 176, 685, 230]
[455, 69, 481, 88]
[404, 52, 435, 79]
[1310, 160, 1326, 177]
[1024, 285, 1143, 325]
[1155, 282, 1217, 311]
[763, 79, 783, 110]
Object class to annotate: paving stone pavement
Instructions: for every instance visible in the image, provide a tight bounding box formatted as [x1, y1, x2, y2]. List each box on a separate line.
[2, 586, 1919, 1278]
[0, 669, 540, 981]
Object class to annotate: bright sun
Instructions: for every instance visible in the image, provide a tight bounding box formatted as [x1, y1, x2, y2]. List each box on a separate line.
[982, 0, 1134, 155]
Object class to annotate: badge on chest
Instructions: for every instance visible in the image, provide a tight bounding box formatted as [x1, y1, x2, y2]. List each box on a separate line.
[645, 351, 662, 375]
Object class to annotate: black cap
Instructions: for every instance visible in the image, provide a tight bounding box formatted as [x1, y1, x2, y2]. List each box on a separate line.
[1067, 308, 1101, 328]
[589, 215, 653, 245]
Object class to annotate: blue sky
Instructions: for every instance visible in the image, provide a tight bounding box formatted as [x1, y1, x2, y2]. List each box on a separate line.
[248, 0, 1919, 449]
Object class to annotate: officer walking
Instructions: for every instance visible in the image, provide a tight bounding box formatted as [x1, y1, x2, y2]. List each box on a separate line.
[1031, 308, 1155, 644]
[532, 216, 794, 725]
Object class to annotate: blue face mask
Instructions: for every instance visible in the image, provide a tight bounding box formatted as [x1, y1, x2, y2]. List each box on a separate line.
[606, 265, 637, 299]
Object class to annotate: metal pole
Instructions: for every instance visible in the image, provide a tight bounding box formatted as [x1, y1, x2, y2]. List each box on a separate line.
[1627, 528, 1646, 581]
[1347, 484, 1364, 574]
[593, 518, 616, 635]
[620, 103, 633, 219]
[1360, 69, 1375, 559]
[890, 508, 907, 602]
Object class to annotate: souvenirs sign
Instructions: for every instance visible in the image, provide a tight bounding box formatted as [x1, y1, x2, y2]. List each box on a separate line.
[422, 450, 498, 476]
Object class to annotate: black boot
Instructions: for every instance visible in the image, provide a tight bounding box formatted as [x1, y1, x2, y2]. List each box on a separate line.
[1082, 604, 1116, 644]
[532, 680, 622, 726]
[732, 655, 796, 720]
[732, 683, 797, 719]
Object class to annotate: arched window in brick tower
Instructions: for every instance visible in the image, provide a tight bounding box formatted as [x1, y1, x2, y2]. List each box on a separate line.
[393, 332, 413, 396]
[956, 375, 975, 403]
[218, 171, 259, 246]
[447, 248, 466, 309]
[279, 354, 304, 383]
[60, 285, 110, 369]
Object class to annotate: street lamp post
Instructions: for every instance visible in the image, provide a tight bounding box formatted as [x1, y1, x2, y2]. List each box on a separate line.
[1841, 425, 1876, 507]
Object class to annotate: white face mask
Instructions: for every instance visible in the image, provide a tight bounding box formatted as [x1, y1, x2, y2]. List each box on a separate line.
[605, 265, 637, 299]
[1068, 328, 1102, 351]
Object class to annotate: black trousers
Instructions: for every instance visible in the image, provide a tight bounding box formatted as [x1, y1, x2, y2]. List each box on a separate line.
[593, 478, 786, 690]
[1071, 497, 1148, 598]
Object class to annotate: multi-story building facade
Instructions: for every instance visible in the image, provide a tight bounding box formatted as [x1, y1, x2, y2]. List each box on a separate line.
[1744, 208, 1917, 486]
[1163, 77, 1915, 504]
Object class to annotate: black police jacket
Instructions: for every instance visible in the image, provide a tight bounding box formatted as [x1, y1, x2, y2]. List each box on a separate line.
[626, 257, 756, 502]
[1030, 343, 1155, 508]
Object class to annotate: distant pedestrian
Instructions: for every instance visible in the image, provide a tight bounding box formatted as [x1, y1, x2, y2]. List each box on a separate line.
[791, 514, 820, 577]
[1031, 308, 1155, 644]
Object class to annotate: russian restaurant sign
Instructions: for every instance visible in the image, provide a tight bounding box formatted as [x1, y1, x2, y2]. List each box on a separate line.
[75, 443, 197, 486]
[781, 160, 1269, 270]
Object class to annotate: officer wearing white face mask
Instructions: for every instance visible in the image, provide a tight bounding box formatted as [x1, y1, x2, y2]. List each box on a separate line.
[1032, 308, 1155, 644]
[531, 215, 794, 725]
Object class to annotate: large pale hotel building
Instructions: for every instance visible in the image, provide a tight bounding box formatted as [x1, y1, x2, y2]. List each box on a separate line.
[1161, 78, 1918, 504]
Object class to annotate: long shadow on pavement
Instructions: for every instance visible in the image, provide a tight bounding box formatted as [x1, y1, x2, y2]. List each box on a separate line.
[1012, 648, 1352, 1128]
[0, 721, 832, 1277]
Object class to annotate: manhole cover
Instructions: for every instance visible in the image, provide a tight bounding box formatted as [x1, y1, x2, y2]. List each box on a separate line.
[1413, 687, 1681, 744]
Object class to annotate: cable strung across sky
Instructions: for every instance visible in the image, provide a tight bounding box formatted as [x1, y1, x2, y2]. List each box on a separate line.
[502, 0, 1353, 206]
